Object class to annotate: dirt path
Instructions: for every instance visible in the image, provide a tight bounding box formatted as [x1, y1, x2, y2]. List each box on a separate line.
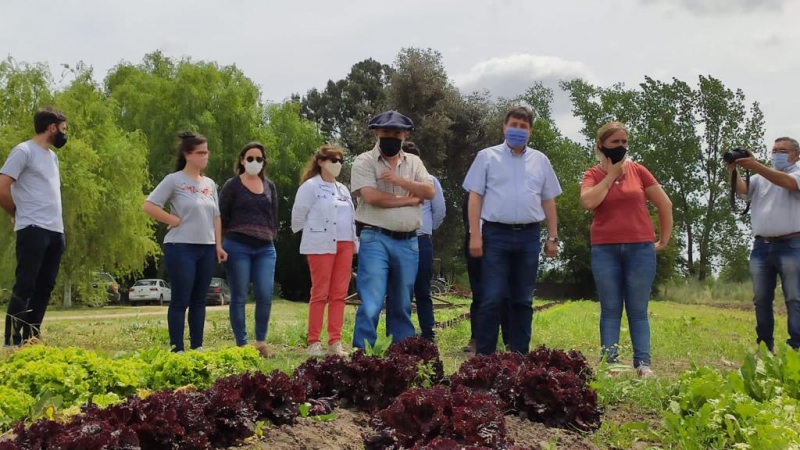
[47, 305, 228, 321]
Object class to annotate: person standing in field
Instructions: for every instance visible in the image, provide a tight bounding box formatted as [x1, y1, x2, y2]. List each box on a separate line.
[0, 107, 69, 347]
[400, 141, 446, 341]
[143, 132, 227, 353]
[292, 145, 356, 357]
[463, 106, 562, 356]
[580, 121, 672, 377]
[350, 110, 435, 349]
[219, 141, 278, 358]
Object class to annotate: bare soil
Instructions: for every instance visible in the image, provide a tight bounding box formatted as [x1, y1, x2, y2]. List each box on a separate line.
[226, 407, 603, 450]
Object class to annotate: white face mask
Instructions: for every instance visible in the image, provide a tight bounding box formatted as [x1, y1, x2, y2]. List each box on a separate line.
[321, 160, 342, 178]
[244, 160, 263, 176]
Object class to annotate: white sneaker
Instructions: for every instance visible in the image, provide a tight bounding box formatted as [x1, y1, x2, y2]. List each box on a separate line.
[308, 342, 325, 357]
[328, 341, 349, 357]
[636, 364, 655, 378]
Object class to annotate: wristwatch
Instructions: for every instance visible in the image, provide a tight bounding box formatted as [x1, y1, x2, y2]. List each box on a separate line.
[546, 237, 559, 244]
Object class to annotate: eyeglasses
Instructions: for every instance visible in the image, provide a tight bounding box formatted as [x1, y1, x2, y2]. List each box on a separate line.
[246, 156, 264, 163]
[326, 157, 344, 164]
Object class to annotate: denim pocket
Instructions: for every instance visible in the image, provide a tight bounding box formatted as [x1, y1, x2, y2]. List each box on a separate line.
[409, 237, 419, 252]
[788, 237, 800, 249]
[359, 229, 377, 244]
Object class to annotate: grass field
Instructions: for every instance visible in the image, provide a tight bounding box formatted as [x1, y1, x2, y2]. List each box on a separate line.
[23, 288, 792, 449]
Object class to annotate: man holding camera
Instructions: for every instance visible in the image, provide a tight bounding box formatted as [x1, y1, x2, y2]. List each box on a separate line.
[728, 137, 800, 353]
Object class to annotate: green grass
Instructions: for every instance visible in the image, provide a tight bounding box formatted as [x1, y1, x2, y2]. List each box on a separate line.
[22, 296, 796, 448]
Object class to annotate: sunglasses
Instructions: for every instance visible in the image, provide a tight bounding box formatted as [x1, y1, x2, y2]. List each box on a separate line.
[326, 157, 344, 164]
[246, 156, 264, 163]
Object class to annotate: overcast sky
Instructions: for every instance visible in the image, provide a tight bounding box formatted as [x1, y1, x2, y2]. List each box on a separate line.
[1, 0, 797, 148]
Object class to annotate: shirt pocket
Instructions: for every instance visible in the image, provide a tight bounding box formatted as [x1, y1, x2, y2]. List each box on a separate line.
[307, 219, 327, 233]
[526, 172, 544, 194]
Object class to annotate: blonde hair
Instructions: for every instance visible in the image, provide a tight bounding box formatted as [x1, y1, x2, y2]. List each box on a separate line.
[595, 121, 629, 161]
[300, 145, 345, 184]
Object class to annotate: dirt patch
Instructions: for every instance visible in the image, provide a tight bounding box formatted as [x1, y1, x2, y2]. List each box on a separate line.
[248, 408, 372, 449]
[231, 407, 604, 450]
[506, 416, 599, 449]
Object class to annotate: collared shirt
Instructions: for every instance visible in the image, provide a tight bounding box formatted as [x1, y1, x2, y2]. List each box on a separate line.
[462, 142, 562, 224]
[351, 146, 433, 232]
[418, 176, 446, 236]
[746, 164, 800, 237]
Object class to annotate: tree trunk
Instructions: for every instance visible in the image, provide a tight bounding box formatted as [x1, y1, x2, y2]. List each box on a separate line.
[63, 279, 72, 308]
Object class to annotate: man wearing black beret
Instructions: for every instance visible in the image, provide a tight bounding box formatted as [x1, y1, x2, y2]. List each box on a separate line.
[350, 110, 435, 349]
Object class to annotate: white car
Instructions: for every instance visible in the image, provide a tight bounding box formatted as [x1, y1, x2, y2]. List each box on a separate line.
[129, 279, 171, 305]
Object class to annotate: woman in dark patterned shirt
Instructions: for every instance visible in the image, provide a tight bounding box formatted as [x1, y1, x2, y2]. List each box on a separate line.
[219, 142, 278, 357]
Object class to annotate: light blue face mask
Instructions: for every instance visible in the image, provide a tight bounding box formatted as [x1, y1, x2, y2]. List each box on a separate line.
[505, 127, 529, 148]
[772, 153, 791, 171]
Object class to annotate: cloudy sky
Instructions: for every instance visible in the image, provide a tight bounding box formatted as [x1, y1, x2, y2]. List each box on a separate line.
[1, 0, 797, 146]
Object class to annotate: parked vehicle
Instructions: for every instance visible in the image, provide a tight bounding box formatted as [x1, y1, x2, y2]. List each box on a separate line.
[206, 278, 230, 305]
[129, 279, 171, 305]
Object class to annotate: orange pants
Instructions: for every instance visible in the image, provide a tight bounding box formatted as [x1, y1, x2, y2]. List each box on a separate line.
[307, 241, 355, 345]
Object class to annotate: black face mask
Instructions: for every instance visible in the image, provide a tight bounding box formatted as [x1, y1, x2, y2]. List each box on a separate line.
[600, 145, 627, 164]
[379, 137, 402, 157]
[53, 131, 68, 149]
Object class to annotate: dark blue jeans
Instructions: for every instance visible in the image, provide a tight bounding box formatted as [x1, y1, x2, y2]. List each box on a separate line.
[222, 239, 276, 346]
[5, 226, 65, 346]
[414, 234, 435, 339]
[164, 243, 216, 352]
[465, 236, 510, 346]
[353, 229, 418, 349]
[477, 223, 541, 355]
[750, 237, 800, 350]
[591, 242, 656, 368]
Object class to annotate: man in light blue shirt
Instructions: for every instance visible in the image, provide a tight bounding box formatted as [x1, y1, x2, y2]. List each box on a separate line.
[463, 106, 562, 355]
[402, 142, 446, 340]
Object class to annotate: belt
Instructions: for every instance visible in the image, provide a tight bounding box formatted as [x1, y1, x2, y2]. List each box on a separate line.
[755, 231, 800, 243]
[484, 221, 540, 231]
[361, 225, 417, 240]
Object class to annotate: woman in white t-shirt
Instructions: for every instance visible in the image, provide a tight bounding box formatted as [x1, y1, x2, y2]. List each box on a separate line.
[291, 145, 357, 357]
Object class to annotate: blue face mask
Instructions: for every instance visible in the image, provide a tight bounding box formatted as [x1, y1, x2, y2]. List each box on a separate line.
[505, 127, 529, 148]
[772, 153, 791, 171]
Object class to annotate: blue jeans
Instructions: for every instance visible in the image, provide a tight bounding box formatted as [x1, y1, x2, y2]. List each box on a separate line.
[223, 239, 276, 346]
[591, 242, 656, 367]
[465, 227, 510, 346]
[477, 223, 541, 355]
[164, 243, 217, 352]
[750, 237, 800, 350]
[353, 229, 418, 348]
[414, 234, 435, 339]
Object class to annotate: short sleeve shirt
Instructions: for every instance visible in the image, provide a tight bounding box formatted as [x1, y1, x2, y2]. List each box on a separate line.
[350, 147, 433, 232]
[462, 143, 562, 224]
[581, 161, 658, 245]
[146, 171, 220, 244]
[0, 140, 63, 233]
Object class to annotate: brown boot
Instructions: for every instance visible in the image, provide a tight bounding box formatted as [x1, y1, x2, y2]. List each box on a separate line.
[253, 341, 274, 358]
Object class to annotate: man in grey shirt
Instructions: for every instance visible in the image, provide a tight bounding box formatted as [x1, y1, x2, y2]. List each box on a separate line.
[729, 137, 800, 353]
[0, 107, 68, 347]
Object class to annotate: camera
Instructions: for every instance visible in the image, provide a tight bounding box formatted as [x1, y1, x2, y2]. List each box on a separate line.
[723, 147, 750, 164]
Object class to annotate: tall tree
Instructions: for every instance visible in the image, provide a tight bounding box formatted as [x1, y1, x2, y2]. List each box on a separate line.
[299, 58, 393, 157]
[0, 60, 158, 305]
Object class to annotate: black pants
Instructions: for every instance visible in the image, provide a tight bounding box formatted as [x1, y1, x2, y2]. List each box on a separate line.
[5, 225, 65, 346]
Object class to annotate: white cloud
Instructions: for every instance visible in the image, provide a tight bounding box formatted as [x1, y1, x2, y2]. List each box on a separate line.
[640, 0, 788, 15]
[454, 54, 598, 99]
